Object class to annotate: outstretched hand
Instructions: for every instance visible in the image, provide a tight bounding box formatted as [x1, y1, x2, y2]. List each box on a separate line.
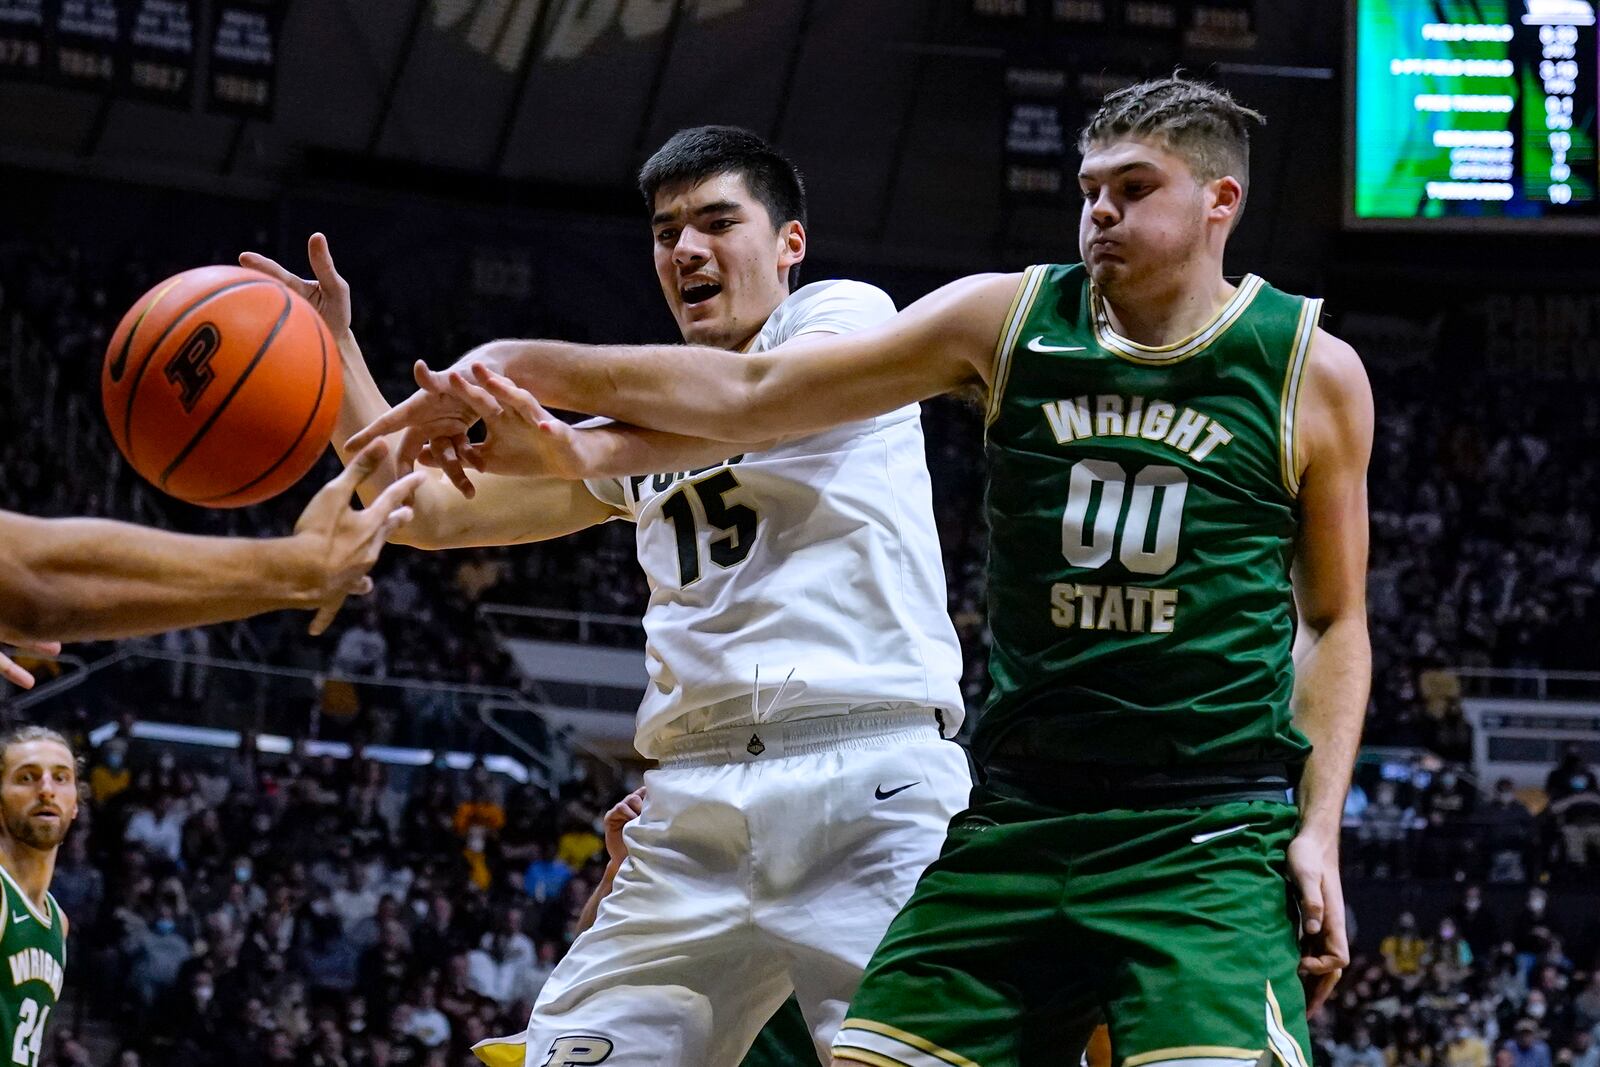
[413, 365, 593, 481]
[240, 232, 352, 336]
[291, 440, 426, 635]
[346, 359, 485, 497]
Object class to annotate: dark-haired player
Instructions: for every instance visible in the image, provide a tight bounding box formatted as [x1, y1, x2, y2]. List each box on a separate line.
[262, 126, 970, 1067]
[0, 726, 80, 1065]
[365, 77, 1372, 1067]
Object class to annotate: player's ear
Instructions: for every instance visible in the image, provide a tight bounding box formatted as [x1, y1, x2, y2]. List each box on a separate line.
[1209, 176, 1244, 226]
[779, 220, 806, 271]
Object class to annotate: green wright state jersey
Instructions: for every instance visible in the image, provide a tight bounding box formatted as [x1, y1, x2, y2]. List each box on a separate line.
[975, 262, 1319, 772]
[0, 865, 65, 1067]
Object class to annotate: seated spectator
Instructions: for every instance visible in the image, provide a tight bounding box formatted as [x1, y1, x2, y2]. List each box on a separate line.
[1504, 1020, 1554, 1067]
[1420, 765, 1479, 875]
[1545, 788, 1600, 870]
[1567, 1028, 1599, 1067]
[90, 739, 133, 804]
[1544, 745, 1599, 804]
[1480, 780, 1536, 883]
[398, 983, 451, 1049]
[1431, 697, 1475, 764]
[1429, 916, 1476, 985]
[1572, 971, 1600, 1034]
[1445, 1012, 1492, 1067]
[1382, 912, 1429, 978]
[466, 906, 536, 1007]
[1453, 884, 1499, 956]
[1336, 1025, 1389, 1067]
[1361, 781, 1417, 876]
[331, 862, 380, 935]
[522, 843, 572, 907]
[295, 909, 361, 997]
[124, 792, 189, 868]
[122, 900, 193, 1010]
[555, 813, 603, 872]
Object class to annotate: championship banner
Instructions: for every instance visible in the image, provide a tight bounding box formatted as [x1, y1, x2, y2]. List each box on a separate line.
[1003, 65, 1071, 202]
[971, 0, 1029, 19]
[208, 0, 281, 118]
[0, 0, 48, 79]
[1183, 0, 1256, 50]
[1074, 66, 1144, 126]
[1119, 0, 1184, 37]
[1050, 0, 1112, 28]
[122, 0, 196, 105]
[54, 0, 119, 90]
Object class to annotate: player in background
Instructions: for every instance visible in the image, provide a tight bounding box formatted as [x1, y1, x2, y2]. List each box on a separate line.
[0, 441, 423, 689]
[247, 126, 971, 1066]
[359, 77, 1372, 1067]
[0, 726, 82, 1066]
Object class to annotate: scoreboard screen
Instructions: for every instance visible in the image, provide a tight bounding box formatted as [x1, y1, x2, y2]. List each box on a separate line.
[1348, 0, 1600, 231]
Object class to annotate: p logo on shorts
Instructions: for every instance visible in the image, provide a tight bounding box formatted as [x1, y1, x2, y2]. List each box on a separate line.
[542, 1035, 615, 1066]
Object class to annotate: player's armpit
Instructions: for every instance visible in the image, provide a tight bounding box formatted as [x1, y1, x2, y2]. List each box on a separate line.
[393, 469, 622, 551]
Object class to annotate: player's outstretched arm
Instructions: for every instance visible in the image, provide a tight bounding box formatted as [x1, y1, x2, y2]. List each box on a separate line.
[415, 366, 771, 481]
[348, 272, 1023, 452]
[0, 441, 423, 667]
[240, 235, 622, 548]
[1286, 328, 1374, 1014]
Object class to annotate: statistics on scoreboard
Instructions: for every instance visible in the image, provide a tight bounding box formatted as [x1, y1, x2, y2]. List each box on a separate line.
[1349, 0, 1599, 229]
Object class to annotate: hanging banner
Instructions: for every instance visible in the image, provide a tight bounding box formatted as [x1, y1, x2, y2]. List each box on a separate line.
[123, 0, 196, 105]
[1050, 0, 1113, 27]
[208, 0, 280, 118]
[0, 0, 48, 79]
[54, 0, 119, 90]
[1183, 0, 1256, 50]
[1119, 0, 1184, 38]
[1003, 65, 1071, 202]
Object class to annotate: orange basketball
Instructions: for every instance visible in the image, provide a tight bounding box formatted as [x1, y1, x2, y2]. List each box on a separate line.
[101, 265, 343, 508]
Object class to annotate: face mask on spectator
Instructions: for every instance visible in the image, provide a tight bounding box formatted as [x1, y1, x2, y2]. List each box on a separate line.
[154, 918, 175, 934]
[194, 983, 213, 1006]
[235, 862, 252, 883]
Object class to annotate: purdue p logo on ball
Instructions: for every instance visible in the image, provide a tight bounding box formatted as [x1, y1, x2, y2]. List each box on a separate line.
[542, 1035, 614, 1066]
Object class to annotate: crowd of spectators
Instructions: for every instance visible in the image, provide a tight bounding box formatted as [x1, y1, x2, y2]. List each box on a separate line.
[1346, 748, 1600, 885]
[1315, 884, 1599, 1067]
[45, 717, 613, 1066]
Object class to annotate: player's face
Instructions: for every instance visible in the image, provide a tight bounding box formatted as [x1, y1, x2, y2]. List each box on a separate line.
[0, 741, 78, 851]
[1077, 136, 1215, 296]
[651, 172, 804, 350]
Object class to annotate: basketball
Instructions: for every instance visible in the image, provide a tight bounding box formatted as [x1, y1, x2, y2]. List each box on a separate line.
[100, 265, 343, 508]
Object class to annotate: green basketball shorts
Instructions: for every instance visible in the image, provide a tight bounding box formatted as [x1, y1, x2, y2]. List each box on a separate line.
[832, 785, 1313, 1067]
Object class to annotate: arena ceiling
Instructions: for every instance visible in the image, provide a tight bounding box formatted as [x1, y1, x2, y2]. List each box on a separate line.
[0, 0, 1344, 274]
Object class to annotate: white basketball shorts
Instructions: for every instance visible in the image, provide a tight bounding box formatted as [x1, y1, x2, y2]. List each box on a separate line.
[474, 705, 972, 1067]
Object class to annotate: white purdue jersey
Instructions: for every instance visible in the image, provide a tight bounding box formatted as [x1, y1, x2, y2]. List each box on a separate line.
[585, 280, 965, 758]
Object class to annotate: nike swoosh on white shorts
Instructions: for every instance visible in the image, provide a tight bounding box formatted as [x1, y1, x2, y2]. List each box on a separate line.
[1026, 336, 1087, 353]
[1190, 823, 1250, 845]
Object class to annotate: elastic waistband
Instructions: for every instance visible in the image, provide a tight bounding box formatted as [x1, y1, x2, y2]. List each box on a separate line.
[657, 708, 943, 766]
[982, 759, 1293, 813]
